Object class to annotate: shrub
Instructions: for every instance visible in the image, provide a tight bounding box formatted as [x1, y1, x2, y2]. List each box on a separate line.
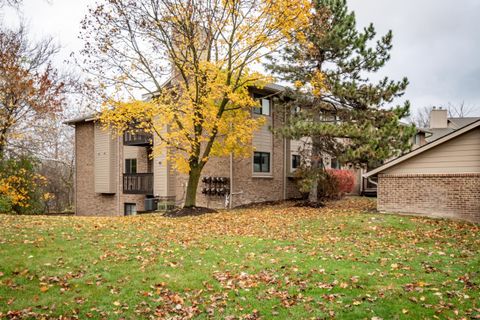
[0, 156, 47, 214]
[0, 195, 12, 213]
[318, 169, 355, 199]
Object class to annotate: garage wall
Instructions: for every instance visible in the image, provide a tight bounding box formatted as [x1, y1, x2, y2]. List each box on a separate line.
[378, 173, 480, 223]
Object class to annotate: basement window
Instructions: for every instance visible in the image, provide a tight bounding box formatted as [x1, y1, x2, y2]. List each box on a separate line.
[253, 152, 270, 173]
[124, 203, 137, 216]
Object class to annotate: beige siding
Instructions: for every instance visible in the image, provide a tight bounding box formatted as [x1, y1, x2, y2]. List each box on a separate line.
[252, 115, 273, 152]
[153, 148, 168, 196]
[384, 128, 480, 174]
[167, 159, 176, 196]
[124, 146, 139, 160]
[290, 139, 303, 153]
[94, 124, 117, 193]
[152, 129, 176, 197]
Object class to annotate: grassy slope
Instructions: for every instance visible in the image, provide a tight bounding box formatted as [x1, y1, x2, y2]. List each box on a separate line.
[0, 198, 479, 319]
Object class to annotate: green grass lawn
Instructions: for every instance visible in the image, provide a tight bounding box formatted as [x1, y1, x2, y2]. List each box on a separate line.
[0, 197, 479, 319]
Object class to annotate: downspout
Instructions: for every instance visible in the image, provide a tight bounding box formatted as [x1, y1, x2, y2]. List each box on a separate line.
[283, 107, 287, 200]
[229, 152, 233, 209]
[117, 133, 121, 216]
[74, 125, 77, 215]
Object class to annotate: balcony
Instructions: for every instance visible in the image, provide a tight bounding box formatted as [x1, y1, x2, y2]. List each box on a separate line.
[123, 131, 153, 146]
[123, 173, 154, 195]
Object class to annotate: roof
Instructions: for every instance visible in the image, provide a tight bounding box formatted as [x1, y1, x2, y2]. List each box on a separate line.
[426, 117, 480, 142]
[66, 82, 287, 125]
[449, 117, 480, 129]
[261, 83, 286, 93]
[364, 118, 480, 178]
[63, 113, 98, 125]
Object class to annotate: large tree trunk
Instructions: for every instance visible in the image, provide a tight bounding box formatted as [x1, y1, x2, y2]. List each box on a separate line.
[183, 166, 202, 208]
[308, 176, 318, 203]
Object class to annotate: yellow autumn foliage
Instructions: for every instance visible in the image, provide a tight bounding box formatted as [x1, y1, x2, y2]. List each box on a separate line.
[0, 172, 47, 209]
[99, 0, 312, 175]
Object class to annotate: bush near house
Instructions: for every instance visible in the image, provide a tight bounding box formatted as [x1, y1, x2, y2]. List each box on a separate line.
[318, 169, 355, 199]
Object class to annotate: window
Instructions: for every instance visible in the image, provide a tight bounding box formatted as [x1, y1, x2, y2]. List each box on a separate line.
[253, 152, 270, 173]
[413, 134, 421, 145]
[125, 159, 137, 174]
[291, 154, 301, 170]
[331, 158, 341, 169]
[253, 95, 271, 116]
[124, 203, 137, 216]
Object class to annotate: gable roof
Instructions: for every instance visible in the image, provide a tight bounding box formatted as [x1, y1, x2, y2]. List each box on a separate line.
[449, 117, 480, 129]
[364, 119, 480, 178]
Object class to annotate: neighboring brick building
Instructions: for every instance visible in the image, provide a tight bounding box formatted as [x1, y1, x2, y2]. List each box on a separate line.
[364, 119, 480, 223]
[67, 84, 364, 216]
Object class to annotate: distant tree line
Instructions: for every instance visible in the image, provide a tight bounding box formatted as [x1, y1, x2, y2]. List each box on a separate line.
[0, 1, 75, 214]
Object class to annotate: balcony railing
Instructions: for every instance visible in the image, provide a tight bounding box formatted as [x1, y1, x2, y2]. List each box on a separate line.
[123, 173, 153, 195]
[123, 131, 153, 146]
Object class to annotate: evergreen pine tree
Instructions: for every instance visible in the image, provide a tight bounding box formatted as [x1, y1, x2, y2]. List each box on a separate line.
[266, 0, 415, 203]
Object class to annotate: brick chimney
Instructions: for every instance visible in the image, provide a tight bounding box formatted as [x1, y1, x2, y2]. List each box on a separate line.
[429, 107, 448, 129]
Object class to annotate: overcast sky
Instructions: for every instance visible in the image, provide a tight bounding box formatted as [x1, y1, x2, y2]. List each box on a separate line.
[3, 0, 480, 116]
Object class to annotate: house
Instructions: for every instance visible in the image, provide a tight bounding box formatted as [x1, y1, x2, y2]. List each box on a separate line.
[66, 84, 364, 216]
[425, 107, 480, 142]
[364, 116, 480, 223]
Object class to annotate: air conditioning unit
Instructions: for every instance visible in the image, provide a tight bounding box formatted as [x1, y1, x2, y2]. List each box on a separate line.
[144, 198, 158, 211]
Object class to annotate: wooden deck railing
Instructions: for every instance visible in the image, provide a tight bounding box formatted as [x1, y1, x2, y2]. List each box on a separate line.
[123, 131, 153, 146]
[123, 173, 153, 195]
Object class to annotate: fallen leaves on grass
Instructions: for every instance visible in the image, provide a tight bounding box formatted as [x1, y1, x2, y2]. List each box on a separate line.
[1, 197, 479, 319]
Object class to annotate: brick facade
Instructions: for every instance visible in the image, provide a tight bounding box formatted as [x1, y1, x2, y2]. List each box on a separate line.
[75, 122, 121, 216]
[178, 105, 303, 209]
[378, 173, 480, 223]
[75, 122, 146, 216]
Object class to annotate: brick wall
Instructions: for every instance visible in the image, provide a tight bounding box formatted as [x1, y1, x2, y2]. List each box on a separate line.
[75, 122, 147, 216]
[75, 122, 121, 216]
[175, 104, 295, 209]
[378, 173, 480, 223]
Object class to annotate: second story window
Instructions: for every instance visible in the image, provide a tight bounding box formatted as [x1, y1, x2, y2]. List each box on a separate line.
[125, 158, 137, 174]
[253, 95, 271, 116]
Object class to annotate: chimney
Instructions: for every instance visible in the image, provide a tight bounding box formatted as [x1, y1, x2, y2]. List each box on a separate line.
[429, 107, 448, 129]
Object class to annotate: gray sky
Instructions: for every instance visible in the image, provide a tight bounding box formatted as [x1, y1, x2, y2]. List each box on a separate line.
[349, 0, 480, 116]
[3, 0, 480, 116]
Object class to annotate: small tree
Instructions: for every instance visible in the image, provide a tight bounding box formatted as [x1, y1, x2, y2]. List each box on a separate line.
[0, 156, 48, 214]
[267, 0, 415, 203]
[81, 0, 311, 207]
